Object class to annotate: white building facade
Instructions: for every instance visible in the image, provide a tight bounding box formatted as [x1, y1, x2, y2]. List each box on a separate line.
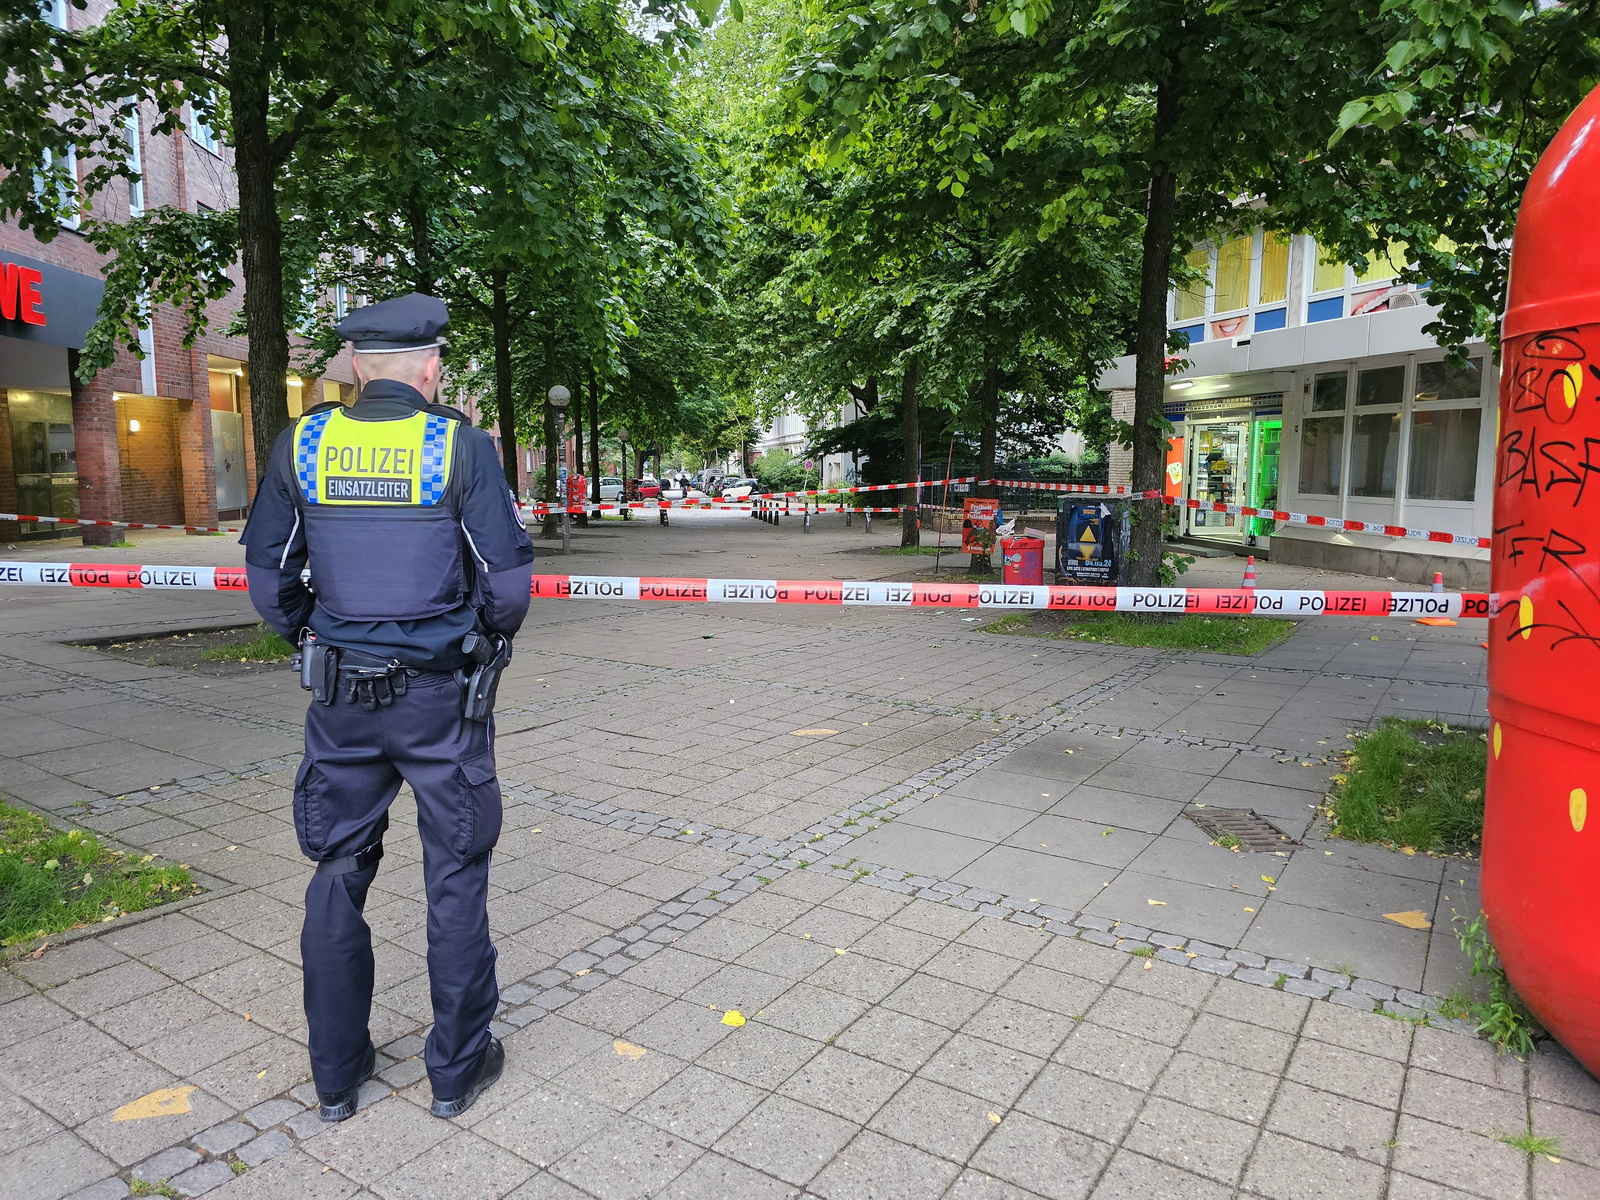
[1098, 230, 1494, 587]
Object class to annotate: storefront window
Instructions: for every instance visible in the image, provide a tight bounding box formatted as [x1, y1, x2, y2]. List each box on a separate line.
[8, 390, 77, 529]
[1312, 371, 1347, 412]
[1299, 417, 1344, 495]
[1408, 408, 1481, 502]
[1356, 365, 1404, 407]
[1415, 358, 1483, 402]
[1349, 412, 1401, 497]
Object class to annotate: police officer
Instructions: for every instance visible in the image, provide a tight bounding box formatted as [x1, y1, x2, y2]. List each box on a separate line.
[241, 293, 534, 1122]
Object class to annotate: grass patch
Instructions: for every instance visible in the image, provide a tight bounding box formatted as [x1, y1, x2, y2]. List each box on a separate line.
[1325, 718, 1486, 854]
[1493, 1128, 1561, 1157]
[201, 624, 295, 663]
[0, 802, 198, 948]
[879, 544, 952, 555]
[1454, 912, 1540, 1056]
[980, 610, 1295, 656]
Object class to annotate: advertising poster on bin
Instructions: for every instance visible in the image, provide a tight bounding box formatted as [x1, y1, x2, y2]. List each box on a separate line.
[960, 497, 1001, 555]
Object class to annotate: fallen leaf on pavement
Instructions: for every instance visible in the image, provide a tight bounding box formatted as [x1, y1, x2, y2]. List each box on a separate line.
[1260, 876, 1276, 884]
[791, 729, 840, 737]
[721, 1010, 747, 1027]
[1147, 899, 1167, 906]
[613, 1040, 648, 1059]
[987, 1112, 1002, 1124]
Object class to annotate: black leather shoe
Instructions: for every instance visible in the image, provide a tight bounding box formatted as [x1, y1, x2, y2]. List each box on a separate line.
[318, 1041, 377, 1122]
[430, 1036, 505, 1119]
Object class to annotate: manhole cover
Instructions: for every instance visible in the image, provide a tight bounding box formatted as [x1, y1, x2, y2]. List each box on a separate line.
[1184, 807, 1300, 853]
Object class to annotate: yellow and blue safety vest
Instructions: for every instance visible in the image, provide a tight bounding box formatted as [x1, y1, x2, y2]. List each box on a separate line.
[291, 407, 471, 623]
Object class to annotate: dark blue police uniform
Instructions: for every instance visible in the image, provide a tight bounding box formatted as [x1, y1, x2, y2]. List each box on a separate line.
[241, 294, 533, 1120]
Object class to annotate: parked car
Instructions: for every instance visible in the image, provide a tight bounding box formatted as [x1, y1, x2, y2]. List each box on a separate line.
[596, 476, 624, 501]
[637, 476, 661, 499]
[719, 477, 761, 500]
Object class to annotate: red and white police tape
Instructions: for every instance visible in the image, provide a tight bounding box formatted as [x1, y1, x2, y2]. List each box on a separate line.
[5, 485, 1490, 550]
[0, 561, 1489, 618]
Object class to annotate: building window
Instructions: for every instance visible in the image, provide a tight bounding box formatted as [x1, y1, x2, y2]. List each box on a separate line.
[1312, 371, 1347, 412]
[1213, 237, 1252, 314]
[1312, 253, 1345, 294]
[1258, 233, 1290, 304]
[1349, 412, 1401, 498]
[1415, 357, 1483, 402]
[41, 0, 68, 29]
[1299, 416, 1344, 495]
[188, 106, 221, 154]
[334, 283, 349, 319]
[32, 145, 79, 229]
[125, 108, 144, 217]
[1173, 249, 1207, 322]
[1356, 365, 1404, 407]
[1408, 408, 1481, 502]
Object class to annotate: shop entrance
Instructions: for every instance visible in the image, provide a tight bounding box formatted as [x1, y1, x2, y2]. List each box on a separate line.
[6, 389, 77, 538]
[1183, 416, 1282, 544]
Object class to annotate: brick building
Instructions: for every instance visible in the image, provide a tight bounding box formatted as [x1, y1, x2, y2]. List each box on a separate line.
[0, 0, 360, 547]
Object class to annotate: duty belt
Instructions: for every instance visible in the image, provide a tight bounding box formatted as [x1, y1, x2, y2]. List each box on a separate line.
[337, 650, 420, 711]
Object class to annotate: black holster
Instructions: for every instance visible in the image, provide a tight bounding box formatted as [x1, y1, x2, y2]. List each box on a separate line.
[297, 634, 338, 705]
[459, 630, 511, 722]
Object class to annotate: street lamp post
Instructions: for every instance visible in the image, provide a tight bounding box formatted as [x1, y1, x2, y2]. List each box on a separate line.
[549, 385, 572, 553]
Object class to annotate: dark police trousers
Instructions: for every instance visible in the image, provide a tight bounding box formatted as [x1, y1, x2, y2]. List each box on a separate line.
[295, 669, 501, 1099]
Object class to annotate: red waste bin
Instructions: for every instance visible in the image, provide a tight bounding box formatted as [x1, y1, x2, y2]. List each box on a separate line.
[1001, 536, 1044, 585]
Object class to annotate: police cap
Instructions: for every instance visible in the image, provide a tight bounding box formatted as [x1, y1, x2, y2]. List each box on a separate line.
[337, 293, 449, 353]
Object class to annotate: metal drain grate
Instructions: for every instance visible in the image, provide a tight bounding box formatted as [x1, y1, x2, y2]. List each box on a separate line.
[1184, 807, 1301, 853]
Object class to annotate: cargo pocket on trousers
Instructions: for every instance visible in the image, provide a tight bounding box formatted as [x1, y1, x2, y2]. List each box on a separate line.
[454, 753, 503, 860]
[293, 757, 332, 857]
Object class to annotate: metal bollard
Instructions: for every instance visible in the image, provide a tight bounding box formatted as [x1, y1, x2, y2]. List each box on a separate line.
[659, 504, 669, 526]
[845, 507, 852, 527]
[803, 506, 811, 533]
[865, 510, 872, 533]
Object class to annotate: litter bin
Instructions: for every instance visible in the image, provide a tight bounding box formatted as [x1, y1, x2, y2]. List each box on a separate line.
[1001, 536, 1044, 585]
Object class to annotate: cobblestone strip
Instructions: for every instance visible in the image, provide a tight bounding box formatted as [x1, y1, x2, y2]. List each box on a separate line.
[1060, 718, 1327, 762]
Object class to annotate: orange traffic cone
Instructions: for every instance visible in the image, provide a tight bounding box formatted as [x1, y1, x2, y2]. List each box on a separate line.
[1416, 571, 1458, 626]
[1241, 556, 1257, 589]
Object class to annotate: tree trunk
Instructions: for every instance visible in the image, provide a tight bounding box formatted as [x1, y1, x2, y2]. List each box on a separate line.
[489, 270, 518, 491]
[588, 364, 600, 503]
[224, 8, 290, 478]
[408, 193, 435, 295]
[540, 321, 560, 540]
[1128, 70, 1184, 588]
[900, 358, 921, 547]
[972, 364, 1001, 573]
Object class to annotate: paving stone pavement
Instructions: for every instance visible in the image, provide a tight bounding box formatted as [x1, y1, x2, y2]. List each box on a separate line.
[0, 514, 1594, 1199]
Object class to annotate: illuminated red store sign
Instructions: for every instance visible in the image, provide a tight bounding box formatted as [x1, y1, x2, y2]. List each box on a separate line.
[0, 261, 47, 326]
[0, 250, 103, 348]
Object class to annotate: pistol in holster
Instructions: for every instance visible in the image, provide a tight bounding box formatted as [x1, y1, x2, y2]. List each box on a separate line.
[458, 630, 511, 722]
[293, 633, 339, 705]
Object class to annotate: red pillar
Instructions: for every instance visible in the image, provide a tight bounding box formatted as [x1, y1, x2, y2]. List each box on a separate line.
[1486, 83, 1600, 1076]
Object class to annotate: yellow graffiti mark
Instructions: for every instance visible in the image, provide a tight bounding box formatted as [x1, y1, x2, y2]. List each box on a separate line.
[1563, 363, 1584, 408]
[1492, 722, 1503, 759]
[111, 1086, 196, 1122]
[1571, 789, 1587, 833]
[1518, 595, 1535, 640]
